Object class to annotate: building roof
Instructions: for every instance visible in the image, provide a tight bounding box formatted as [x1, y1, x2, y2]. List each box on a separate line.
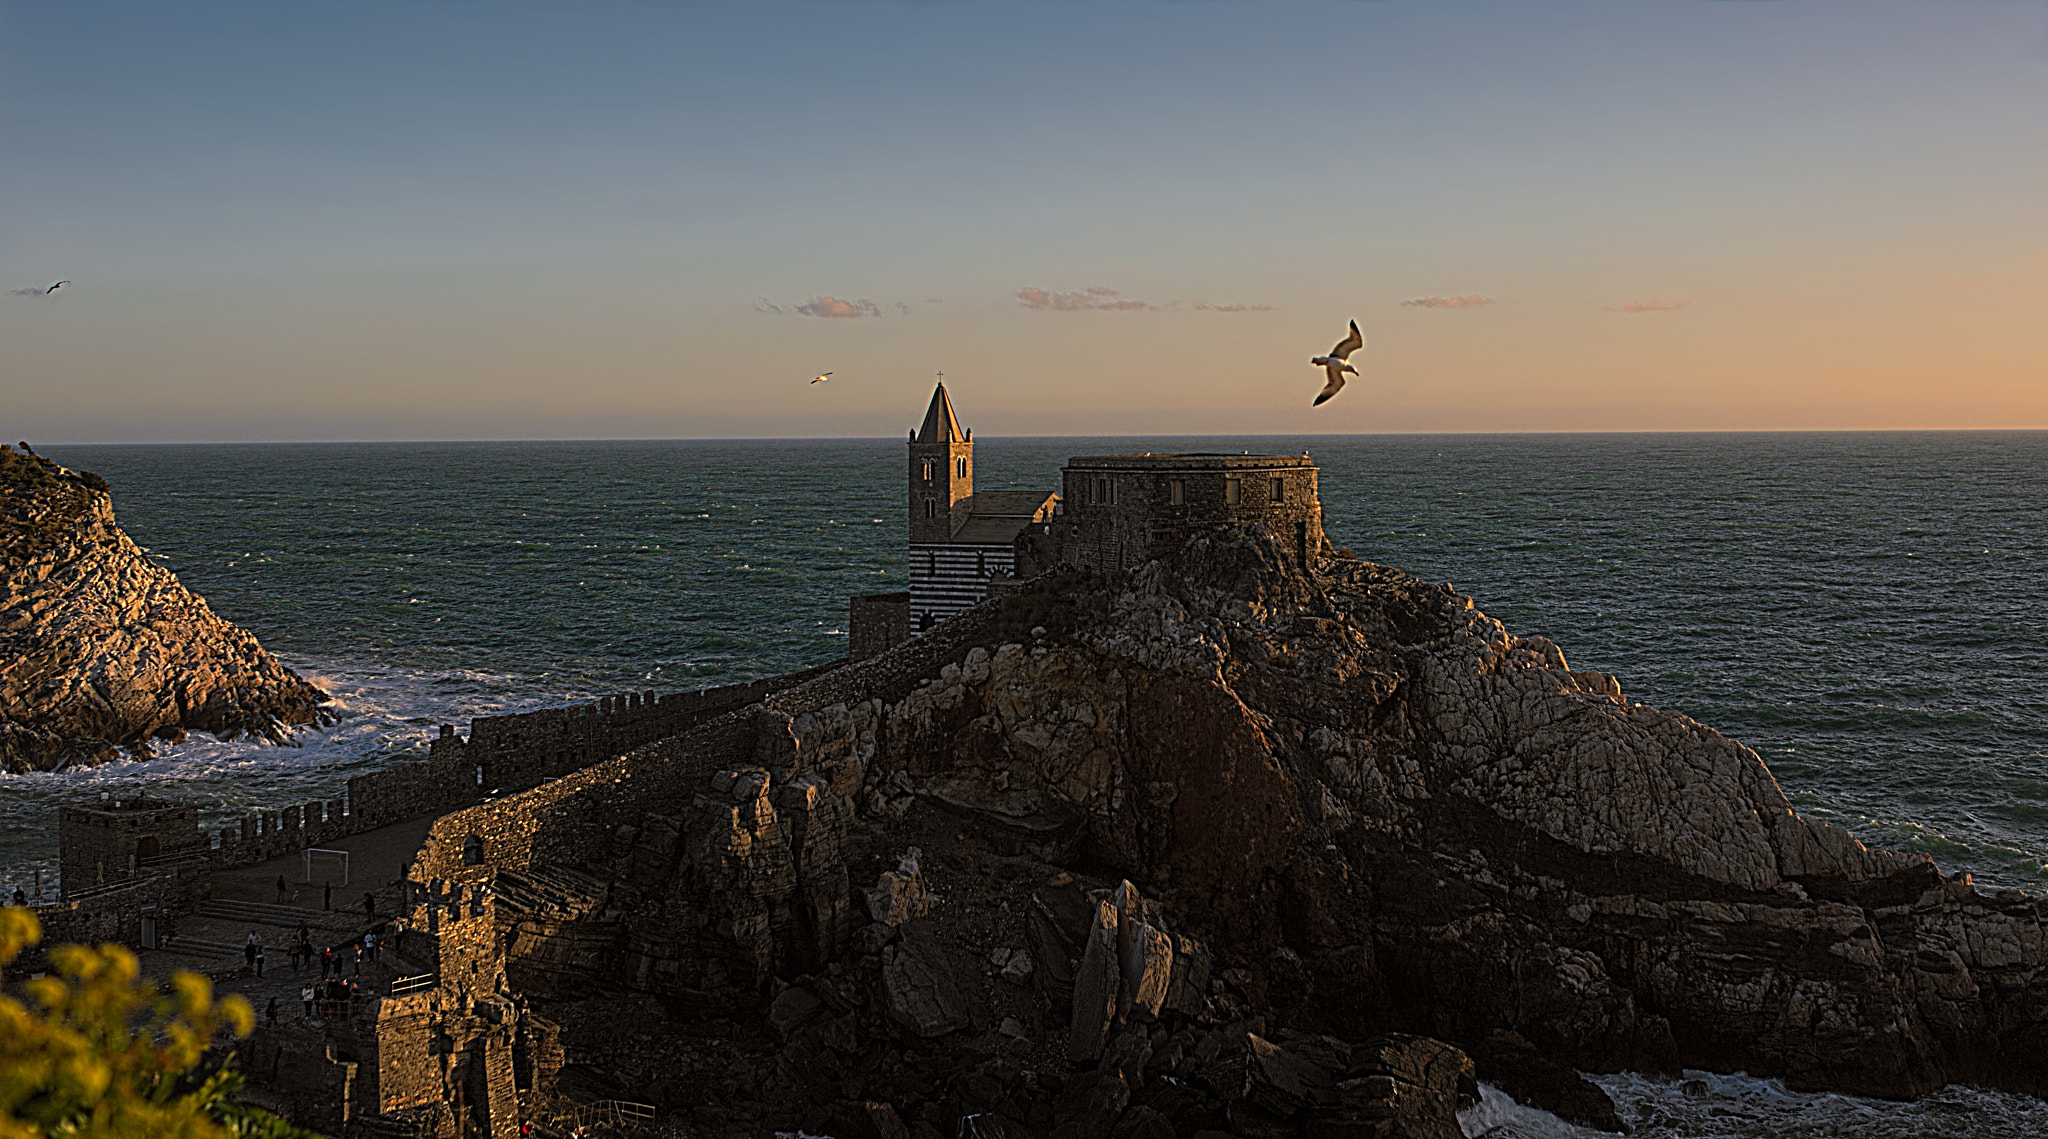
[946, 491, 1059, 545]
[1064, 453, 1317, 471]
[915, 383, 965, 443]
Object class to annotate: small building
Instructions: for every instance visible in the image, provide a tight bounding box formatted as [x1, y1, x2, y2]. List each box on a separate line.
[1041, 452, 1327, 573]
[57, 795, 206, 896]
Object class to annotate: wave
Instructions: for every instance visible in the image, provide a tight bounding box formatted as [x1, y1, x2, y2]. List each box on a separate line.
[0, 656, 567, 900]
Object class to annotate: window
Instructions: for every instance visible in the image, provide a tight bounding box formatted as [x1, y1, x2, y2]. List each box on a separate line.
[957, 457, 968, 479]
[1168, 479, 1185, 505]
[1226, 477, 1242, 505]
[924, 499, 936, 518]
[921, 460, 934, 481]
[1271, 477, 1286, 503]
[1094, 478, 1109, 505]
[976, 550, 987, 575]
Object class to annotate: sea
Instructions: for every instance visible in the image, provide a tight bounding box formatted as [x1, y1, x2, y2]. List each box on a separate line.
[10, 432, 2048, 1138]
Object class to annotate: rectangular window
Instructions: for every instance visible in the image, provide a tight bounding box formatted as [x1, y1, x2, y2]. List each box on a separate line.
[957, 457, 968, 479]
[1095, 477, 1109, 505]
[1225, 477, 1241, 505]
[1109, 480, 1118, 505]
[1271, 477, 1285, 503]
[1168, 479, 1185, 505]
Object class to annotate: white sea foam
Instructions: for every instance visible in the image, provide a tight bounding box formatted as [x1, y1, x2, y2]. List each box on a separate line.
[0, 656, 564, 899]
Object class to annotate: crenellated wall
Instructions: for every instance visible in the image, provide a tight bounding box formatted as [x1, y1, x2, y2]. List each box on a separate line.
[52, 669, 843, 898]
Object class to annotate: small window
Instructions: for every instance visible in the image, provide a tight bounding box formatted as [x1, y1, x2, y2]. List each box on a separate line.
[925, 499, 936, 518]
[1226, 477, 1242, 505]
[1271, 477, 1286, 503]
[976, 550, 986, 575]
[957, 457, 968, 479]
[462, 836, 484, 866]
[921, 460, 934, 481]
[1110, 481, 1118, 505]
[1094, 478, 1108, 505]
[1168, 479, 1185, 506]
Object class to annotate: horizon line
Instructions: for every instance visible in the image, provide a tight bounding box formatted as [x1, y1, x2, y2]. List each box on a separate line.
[33, 425, 2048, 448]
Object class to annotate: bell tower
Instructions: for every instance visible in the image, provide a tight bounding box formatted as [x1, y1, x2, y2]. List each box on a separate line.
[908, 379, 972, 543]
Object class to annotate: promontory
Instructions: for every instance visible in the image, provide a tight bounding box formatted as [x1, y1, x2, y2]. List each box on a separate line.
[0, 446, 327, 772]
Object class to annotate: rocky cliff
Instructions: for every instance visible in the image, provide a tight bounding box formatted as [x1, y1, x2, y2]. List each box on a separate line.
[1, 446, 328, 772]
[392, 526, 2048, 1138]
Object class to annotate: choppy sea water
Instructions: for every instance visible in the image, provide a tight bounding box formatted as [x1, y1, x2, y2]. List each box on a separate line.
[9, 433, 2048, 1137]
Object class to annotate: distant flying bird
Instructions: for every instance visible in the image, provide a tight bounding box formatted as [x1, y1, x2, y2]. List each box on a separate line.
[810, 372, 833, 384]
[1310, 320, 1364, 406]
[43, 281, 68, 293]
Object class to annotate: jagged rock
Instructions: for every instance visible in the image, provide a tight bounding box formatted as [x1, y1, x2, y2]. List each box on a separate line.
[1052, 1068, 1131, 1139]
[866, 848, 933, 926]
[0, 449, 327, 772]
[1070, 899, 1122, 1063]
[1472, 1030, 1624, 1133]
[1300, 1035, 1475, 1139]
[881, 920, 979, 1038]
[1002, 950, 1035, 986]
[1121, 919, 1174, 1023]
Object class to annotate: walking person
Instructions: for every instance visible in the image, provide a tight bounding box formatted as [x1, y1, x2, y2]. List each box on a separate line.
[365, 930, 378, 963]
[363, 891, 376, 920]
[274, 874, 288, 904]
[321, 944, 333, 978]
[243, 932, 258, 974]
[265, 996, 278, 1027]
[392, 918, 407, 957]
[254, 940, 265, 978]
[301, 982, 314, 1017]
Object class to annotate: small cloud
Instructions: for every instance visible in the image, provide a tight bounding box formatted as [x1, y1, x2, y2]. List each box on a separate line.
[797, 295, 884, 318]
[756, 294, 907, 318]
[1400, 294, 1494, 309]
[1192, 301, 1277, 313]
[1621, 298, 1688, 314]
[1017, 286, 1154, 312]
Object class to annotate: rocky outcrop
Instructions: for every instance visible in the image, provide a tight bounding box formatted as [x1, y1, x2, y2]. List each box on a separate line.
[1, 446, 327, 772]
[391, 524, 2048, 1138]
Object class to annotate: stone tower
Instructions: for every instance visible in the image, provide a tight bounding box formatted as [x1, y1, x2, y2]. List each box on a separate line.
[908, 381, 973, 544]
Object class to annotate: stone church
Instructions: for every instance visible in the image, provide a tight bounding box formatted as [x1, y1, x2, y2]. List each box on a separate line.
[849, 381, 1327, 658]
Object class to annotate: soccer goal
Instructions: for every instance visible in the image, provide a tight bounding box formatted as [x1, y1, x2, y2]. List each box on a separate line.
[303, 848, 349, 886]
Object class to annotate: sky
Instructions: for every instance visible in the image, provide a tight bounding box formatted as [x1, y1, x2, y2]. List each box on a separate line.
[2, 1, 2044, 443]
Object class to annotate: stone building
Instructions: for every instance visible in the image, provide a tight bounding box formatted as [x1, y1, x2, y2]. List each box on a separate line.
[851, 384, 1326, 657]
[57, 795, 207, 896]
[902, 382, 1058, 631]
[1023, 452, 1327, 575]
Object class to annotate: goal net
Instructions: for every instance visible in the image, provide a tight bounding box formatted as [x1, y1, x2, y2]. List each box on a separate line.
[303, 848, 349, 887]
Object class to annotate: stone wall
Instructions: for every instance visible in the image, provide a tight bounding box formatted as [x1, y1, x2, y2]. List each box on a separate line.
[849, 591, 911, 660]
[52, 670, 842, 896]
[1056, 454, 1326, 572]
[25, 865, 210, 959]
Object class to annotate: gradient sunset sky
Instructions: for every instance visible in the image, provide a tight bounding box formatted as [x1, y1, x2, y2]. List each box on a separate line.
[3, 1, 2043, 442]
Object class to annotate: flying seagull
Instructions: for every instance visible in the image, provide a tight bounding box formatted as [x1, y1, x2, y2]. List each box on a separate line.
[44, 281, 68, 294]
[810, 372, 833, 384]
[1310, 319, 1364, 406]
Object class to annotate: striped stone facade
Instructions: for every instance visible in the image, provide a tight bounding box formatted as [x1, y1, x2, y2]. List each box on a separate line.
[908, 542, 1018, 630]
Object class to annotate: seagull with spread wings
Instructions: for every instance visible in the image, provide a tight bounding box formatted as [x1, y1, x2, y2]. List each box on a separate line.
[43, 281, 68, 294]
[1309, 320, 1364, 406]
[810, 372, 833, 384]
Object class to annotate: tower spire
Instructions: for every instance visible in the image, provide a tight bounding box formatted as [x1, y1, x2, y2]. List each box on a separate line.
[915, 379, 964, 443]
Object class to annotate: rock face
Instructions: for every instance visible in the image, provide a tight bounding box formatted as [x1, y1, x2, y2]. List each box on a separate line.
[394, 524, 2048, 1138]
[1, 447, 327, 772]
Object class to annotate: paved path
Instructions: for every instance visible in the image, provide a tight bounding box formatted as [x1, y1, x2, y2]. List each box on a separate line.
[136, 813, 444, 1024]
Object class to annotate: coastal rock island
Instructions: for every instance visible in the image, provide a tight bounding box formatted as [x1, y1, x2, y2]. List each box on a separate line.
[322, 524, 2046, 1137]
[0, 446, 328, 772]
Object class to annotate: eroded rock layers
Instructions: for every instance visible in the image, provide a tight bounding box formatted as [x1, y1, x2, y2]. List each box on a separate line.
[1, 448, 327, 772]
[419, 526, 2048, 1137]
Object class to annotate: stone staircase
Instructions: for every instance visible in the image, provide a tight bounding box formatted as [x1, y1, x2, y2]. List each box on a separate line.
[196, 898, 366, 933]
[495, 864, 611, 922]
